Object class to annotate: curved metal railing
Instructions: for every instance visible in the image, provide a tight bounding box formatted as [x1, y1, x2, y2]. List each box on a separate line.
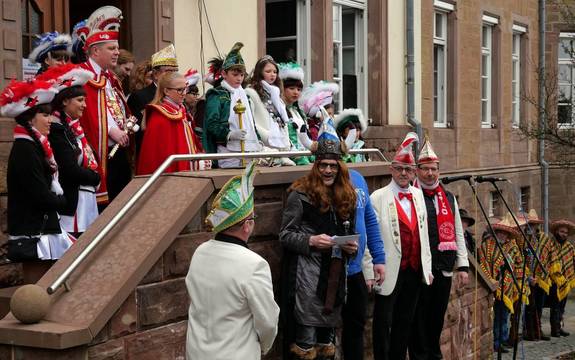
[47, 149, 388, 294]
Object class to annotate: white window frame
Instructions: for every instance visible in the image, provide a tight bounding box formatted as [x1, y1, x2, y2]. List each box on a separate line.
[481, 23, 494, 128]
[265, 0, 311, 84]
[558, 32, 575, 128]
[332, 0, 367, 115]
[511, 32, 522, 128]
[433, 9, 449, 127]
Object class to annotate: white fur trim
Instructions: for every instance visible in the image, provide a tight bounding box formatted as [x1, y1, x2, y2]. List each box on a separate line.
[279, 67, 304, 81]
[334, 108, 367, 133]
[28, 34, 73, 63]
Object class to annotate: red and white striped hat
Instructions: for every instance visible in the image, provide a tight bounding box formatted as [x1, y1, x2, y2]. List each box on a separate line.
[84, 6, 123, 49]
[417, 138, 439, 164]
[393, 132, 419, 166]
[0, 79, 58, 118]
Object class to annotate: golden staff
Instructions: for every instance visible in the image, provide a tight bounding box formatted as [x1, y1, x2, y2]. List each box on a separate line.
[233, 99, 246, 166]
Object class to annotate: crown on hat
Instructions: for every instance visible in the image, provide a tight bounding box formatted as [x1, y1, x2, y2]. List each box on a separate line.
[36, 63, 93, 90]
[278, 62, 304, 82]
[418, 138, 439, 164]
[28, 32, 73, 64]
[151, 44, 178, 68]
[393, 132, 419, 166]
[0, 79, 58, 118]
[85, 6, 122, 49]
[206, 161, 257, 234]
[222, 42, 245, 71]
[184, 68, 201, 87]
[299, 81, 339, 118]
[334, 108, 367, 134]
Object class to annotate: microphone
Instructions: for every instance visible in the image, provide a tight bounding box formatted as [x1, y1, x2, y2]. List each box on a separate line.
[475, 176, 507, 183]
[440, 175, 472, 184]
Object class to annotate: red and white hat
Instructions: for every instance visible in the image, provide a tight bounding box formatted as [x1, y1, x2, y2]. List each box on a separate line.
[393, 132, 419, 166]
[36, 63, 93, 90]
[84, 6, 123, 49]
[0, 79, 58, 118]
[184, 68, 201, 87]
[418, 138, 439, 164]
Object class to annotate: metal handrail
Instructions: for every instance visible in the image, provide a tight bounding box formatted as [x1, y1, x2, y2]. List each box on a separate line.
[47, 148, 388, 294]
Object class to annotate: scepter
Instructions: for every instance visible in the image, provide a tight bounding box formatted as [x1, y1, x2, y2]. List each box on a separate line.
[233, 99, 246, 166]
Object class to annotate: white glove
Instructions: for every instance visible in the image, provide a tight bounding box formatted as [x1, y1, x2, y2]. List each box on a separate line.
[227, 129, 247, 141]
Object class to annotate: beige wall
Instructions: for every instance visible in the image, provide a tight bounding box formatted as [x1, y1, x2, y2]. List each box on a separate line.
[387, 0, 422, 126]
[173, 0, 259, 92]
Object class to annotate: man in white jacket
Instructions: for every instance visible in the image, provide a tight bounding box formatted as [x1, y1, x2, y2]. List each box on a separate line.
[185, 162, 279, 360]
[369, 132, 433, 360]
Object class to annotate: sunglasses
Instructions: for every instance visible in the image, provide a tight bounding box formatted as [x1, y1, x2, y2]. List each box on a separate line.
[318, 162, 339, 170]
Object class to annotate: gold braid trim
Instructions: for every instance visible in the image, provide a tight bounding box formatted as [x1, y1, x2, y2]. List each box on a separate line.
[147, 104, 184, 121]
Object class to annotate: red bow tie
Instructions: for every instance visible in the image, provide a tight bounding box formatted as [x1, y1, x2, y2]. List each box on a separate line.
[398, 192, 413, 201]
[424, 188, 439, 197]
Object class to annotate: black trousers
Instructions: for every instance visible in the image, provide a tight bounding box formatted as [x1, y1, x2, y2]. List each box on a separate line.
[549, 284, 568, 329]
[373, 268, 421, 360]
[106, 147, 132, 202]
[342, 272, 369, 360]
[409, 269, 453, 360]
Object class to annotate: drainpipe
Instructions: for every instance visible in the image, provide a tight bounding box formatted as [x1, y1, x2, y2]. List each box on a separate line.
[406, 0, 423, 147]
[539, 0, 549, 233]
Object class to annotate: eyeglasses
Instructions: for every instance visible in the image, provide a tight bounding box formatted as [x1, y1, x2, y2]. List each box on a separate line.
[418, 166, 439, 173]
[318, 162, 339, 171]
[167, 87, 188, 95]
[392, 165, 415, 173]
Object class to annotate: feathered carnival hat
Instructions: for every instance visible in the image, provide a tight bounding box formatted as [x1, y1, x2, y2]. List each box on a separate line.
[204, 57, 223, 86]
[417, 138, 439, 164]
[151, 44, 178, 68]
[184, 68, 201, 87]
[28, 32, 73, 64]
[297, 107, 356, 160]
[393, 132, 419, 166]
[222, 42, 245, 71]
[334, 108, 367, 134]
[278, 62, 304, 83]
[36, 63, 93, 91]
[206, 161, 257, 234]
[0, 79, 58, 118]
[84, 6, 123, 49]
[71, 19, 88, 61]
[299, 81, 339, 118]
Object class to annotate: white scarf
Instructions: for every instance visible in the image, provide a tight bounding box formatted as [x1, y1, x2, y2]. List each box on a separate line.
[221, 80, 259, 151]
[260, 81, 290, 149]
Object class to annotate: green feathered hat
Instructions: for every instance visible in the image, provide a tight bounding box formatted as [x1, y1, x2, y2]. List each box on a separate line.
[206, 161, 257, 233]
[222, 42, 245, 71]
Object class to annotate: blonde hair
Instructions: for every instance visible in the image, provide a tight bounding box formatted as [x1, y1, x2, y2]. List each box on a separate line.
[151, 72, 185, 105]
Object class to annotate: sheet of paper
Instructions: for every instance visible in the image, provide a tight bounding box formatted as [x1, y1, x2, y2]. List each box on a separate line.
[332, 234, 360, 246]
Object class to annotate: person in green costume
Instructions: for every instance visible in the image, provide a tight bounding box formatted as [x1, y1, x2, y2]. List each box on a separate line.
[334, 108, 368, 163]
[278, 62, 314, 165]
[203, 42, 260, 168]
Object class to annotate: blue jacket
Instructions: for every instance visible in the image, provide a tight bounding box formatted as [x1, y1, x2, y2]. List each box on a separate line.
[347, 169, 386, 276]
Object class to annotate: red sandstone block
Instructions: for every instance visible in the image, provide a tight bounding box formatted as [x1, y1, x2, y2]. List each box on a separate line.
[137, 278, 188, 328]
[12, 346, 87, 359]
[124, 321, 186, 360]
[251, 202, 284, 238]
[110, 291, 137, 338]
[139, 257, 163, 285]
[163, 233, 211, 279]
[90, 322, 110, 346]
[249, 241, 283, 287]
[88, 338, 124, 360]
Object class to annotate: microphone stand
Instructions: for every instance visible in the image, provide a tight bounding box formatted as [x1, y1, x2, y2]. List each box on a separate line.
[458, 178, 520, 360]
[482, 180, 548, 360]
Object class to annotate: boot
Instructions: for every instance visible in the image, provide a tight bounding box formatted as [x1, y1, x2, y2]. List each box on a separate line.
[290, 343, 317, 360]
[551, 321, 561, 337]
[559, 328, 570, 336]
[315, 343, 335, 360]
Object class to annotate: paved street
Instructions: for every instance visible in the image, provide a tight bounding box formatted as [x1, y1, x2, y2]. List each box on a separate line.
[501, 297, 575, 359]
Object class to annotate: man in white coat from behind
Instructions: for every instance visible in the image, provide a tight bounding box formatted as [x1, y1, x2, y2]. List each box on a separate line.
[185, 162, 279, 359]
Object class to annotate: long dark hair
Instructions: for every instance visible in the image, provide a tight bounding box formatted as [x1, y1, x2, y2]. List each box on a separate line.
[249, 56, 283, 99]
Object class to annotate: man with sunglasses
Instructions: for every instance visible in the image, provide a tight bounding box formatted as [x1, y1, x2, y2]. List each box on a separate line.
[128, 44, 179, 156]
[186, 162, 279, 359]
[369, 132, 432, 360]
[408, 139, 469, 360]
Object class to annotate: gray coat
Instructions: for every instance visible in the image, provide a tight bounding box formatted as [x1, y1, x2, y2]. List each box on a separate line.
[279, 190, 344, 327]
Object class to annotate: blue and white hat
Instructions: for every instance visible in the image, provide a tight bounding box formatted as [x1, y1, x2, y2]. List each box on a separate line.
[28, 32, 73, 64]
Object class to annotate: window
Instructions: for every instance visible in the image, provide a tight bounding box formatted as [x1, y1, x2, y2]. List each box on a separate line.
[519, 186, 530, 212]
[434, 11, 448, 127]
[512, 25, 526, 128]
[488, 191, 502, 218]
[21, 0, 43, 58]
[558, 32, 575, 127]
[332, 1, 367, 113]
[266, 0, 310, 81]
[481, 23, 494, 127]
